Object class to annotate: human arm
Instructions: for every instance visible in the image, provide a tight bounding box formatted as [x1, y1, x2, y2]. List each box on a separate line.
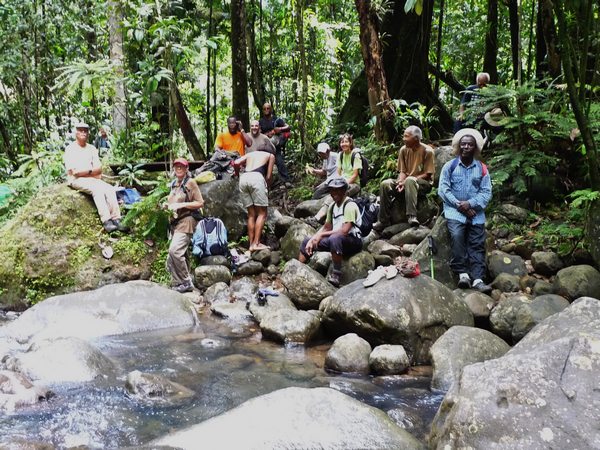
[265, 154, 275, 186]
[167, 180, 205, 212]
[438, 163, 461, 209]
[273, 118, 290, 135]
[467, 169, 492, 211]
[237, 121, 252, 148]
[232, 155, 248, 176]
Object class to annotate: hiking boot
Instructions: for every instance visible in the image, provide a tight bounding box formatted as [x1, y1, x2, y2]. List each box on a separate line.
[372, 221, 387, 232]
[472, 279, 492, 294]
[408, 215, 420, 227]
[457, 273, 471, 289]
[363, 266, 387, 287]
[112, 219, 130, 233]
[173, 281, 194, 293]
[327, 270, 342, 288]
[103, 220, 118, 233]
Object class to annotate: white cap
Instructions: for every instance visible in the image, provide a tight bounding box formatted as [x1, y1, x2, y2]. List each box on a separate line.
[74, 121, 89, 129]
[317, 142, 330, 153]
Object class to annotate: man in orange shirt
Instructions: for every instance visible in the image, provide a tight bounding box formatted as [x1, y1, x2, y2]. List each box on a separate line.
[215, 116, 252, 156]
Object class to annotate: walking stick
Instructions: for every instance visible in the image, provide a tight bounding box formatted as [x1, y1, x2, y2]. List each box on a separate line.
[428, 235, 437, 280]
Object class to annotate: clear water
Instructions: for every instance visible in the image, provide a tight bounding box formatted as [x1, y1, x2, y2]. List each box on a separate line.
[0, 313, 443, 448]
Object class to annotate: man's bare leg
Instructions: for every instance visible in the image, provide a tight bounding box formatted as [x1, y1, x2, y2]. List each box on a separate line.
[252, 206, 269, 250]
[247, 205, 257, 250]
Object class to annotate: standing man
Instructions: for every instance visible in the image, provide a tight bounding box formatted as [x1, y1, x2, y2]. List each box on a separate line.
[438, 128, 492, 294]
[64, 121, 128, 233]
[306, 142, 339, 200]
[455, 72, 490, 132]
[233, 146, 276, 251]
[215, 116, 252, 156]
[259, 102, 291, 183]
[373, 126, 435, 230]
[247, 119, 276, 154]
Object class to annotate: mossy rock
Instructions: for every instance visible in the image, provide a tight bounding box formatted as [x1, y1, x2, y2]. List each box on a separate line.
[0, 184, 158, 308]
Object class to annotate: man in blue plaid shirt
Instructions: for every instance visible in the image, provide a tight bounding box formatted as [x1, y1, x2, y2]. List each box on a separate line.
[438, 128, 493, 294]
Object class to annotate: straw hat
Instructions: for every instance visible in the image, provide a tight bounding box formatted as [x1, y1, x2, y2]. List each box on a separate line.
[484, 108, 507, 127]
[452, 128, 485, 152]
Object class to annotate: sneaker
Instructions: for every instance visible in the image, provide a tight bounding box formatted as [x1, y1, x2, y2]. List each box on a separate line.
[103, 220, 118, 233]
[173, 281, 194, 293]
[363, 266, 387, 287]
[327, 270, 342, 288]
[472, 279, 492, 294]
[384, 265, 398, 280]
[408, 215, 420, 227]
[457, 273, 471, 289]
[112, 219, 130, 233]
[372, 221, 387, 232]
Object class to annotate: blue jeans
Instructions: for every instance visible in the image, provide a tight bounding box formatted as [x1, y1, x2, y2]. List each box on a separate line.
[446, 219, 487, 280]
[275, 147, 289, 182]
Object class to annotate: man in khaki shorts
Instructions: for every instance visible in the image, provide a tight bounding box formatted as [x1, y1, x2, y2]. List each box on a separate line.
[233, 146, 275, 251]
[63, 122, 128, 233]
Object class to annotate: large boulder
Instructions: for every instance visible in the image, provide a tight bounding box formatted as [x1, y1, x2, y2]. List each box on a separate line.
[389, 226, 430, 247]
[530, 251, 564, 276]
[411, 216, 454, 288]
[430, 297, 600, 449]
[489, 294, 532, 343]
[488, 250, 527, 279]
[0, 184, 157, 308]
[279, 222, 316, 261]
[512, 294, 570, 341]
[0, 280, 197, 343]
[321, 275, 473, 364]
[430, 326, 510, 392]
[434, 146, 454, 185]
[334, 251, 375, 286]
[198, 179, 246, 241]
[293, 199, 326, 218]
[153, 387, 424, 449]
[259, 309, 321, 345]
[0, 370, 52, 412]
[194, 265, 232, 289]
[495, 204, 530, 223]
[369, 344, 410, 375]
[280, 259, 336, 310]
[325, 333, 372, 374]
[553, 264, 600, 301]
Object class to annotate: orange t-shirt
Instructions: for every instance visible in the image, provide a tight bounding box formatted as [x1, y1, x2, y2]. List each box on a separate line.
[215, 132, 246, 156]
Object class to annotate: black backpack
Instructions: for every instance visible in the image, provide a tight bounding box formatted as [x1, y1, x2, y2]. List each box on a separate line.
[340, 150, 369, 187]
[328, 197, 379, 237]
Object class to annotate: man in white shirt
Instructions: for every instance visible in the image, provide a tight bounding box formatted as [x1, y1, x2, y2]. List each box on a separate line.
[306, 142, 339, 200]
[63, 122, 128, 233]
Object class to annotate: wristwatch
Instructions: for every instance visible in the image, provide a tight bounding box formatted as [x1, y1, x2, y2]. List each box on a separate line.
[88, 169, 92, 175]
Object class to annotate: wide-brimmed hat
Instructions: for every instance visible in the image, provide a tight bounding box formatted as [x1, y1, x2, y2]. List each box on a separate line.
[452, 128, 485, 152]
[317, 142, 330, 153]
[173, 157, 189, 167]
[326, 177, 348, 190]
[484, 108, 507, 127]
[74, 121, 89, 129]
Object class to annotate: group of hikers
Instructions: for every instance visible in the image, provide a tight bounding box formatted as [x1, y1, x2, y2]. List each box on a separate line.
[64, 91, 493, 295]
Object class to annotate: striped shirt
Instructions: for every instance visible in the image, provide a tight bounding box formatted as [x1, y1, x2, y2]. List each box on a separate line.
[438, 158, 492, 224]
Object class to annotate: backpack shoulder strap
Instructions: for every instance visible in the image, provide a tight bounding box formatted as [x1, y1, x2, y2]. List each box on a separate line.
[449, 157, 460, 175]
[480, 161, 488, 177]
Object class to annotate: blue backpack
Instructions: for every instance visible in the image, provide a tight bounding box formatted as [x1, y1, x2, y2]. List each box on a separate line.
[191, 217, 228, 258]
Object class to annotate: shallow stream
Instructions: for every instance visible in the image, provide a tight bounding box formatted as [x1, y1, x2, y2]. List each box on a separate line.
[0, 311, 443, 448]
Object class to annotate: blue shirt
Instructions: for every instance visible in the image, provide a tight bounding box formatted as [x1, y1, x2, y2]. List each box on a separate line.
[438, 158, 492, 224]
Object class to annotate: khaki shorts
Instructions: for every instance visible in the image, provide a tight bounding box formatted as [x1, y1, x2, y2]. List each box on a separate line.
[239, 171, 268, 208]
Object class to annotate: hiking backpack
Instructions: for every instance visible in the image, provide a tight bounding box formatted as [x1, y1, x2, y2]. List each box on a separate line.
[329, 196, 379, 237]
[340, 150, 370, 187]
[170, 176, 202, 220]
[191, 217, 229, 258]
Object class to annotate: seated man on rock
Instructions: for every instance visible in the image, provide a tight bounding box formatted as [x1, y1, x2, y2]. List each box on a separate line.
[438, 128, 492, 294]
[298, 177, 363, 287]
[63, 121, 129, 233]
[373, 125, 434, 230]
[306, 142, 339, 200]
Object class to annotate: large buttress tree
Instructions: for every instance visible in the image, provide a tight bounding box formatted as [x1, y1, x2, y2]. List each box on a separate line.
[230, 0, 250, 128]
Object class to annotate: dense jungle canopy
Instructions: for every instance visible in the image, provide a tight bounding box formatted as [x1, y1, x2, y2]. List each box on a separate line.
[0, 0, 598, 262]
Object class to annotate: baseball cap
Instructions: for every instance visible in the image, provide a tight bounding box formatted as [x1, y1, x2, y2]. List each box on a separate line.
[317, 142, 330, 153]
[326, 177, 348, 190]
[173, 157, 189, 167]
[75, 122, 89, 129]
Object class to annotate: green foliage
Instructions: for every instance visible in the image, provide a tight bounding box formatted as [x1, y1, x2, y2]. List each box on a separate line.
[288, 182, 315, 201]
[113, 236, 149, 265]
[391, 100, 439, 141]
[117, 163, 158, 188]
[149, 242, 170, 285]
[121, 179, 170, 240]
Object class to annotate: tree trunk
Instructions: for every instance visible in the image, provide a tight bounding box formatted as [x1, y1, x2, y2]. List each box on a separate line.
[108, 0, 128, 135]
[296, 0, 309, 153]
[525, 0, 537, 79]
[230, 0, 250, 128]
[246, 0, 266, 111]
[354, 0, 395, 143]
[508, 0, 521, 83]
[170, 81, 205, 161]
[483, 0, 499, 84]
[0, 119, 17, 168]
[433, 0, 445, 97]
[538, 0, 561, 79]
[205, 0, 214, 149]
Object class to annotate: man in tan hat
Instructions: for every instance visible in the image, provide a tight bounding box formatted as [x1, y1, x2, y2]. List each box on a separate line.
[64, 121, 128, 233]
[438, 128, 492, 294]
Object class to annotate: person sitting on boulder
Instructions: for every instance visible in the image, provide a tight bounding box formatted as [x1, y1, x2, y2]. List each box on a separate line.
[63, 121, 129, 233]
[306, 142, 339, 200]
[165, 158, 204, 293]
[336, 133, 361, 198]
[438, 128, 492, 294]
[298, 177, 363, 287]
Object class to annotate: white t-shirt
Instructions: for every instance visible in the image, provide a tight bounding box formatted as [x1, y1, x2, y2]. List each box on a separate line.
[64, 142, 101, 182]
[322, 152, 339, 180]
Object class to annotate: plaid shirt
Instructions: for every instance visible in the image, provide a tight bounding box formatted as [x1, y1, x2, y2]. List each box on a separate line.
[438, 158, 492, 225]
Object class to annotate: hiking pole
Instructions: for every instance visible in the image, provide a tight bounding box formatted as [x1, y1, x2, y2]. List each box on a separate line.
[428, 236, 436, 280]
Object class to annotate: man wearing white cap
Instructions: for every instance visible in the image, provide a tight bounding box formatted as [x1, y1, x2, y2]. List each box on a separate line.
[438, 128, 492, 294]
[63, 122, 128, 233]
[306, 142, 339, 200]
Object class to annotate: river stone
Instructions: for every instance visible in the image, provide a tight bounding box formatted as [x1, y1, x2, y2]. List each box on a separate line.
[269, 251, 281, 266]
[361, 230, 379, 249]
[154, 386, 424, 449]
[198, 179, 246, 241]
[198, 255, 230, 268]
[367, 240, 402, 259]
[429, 297, 600, 450]
[265, 207, 283, 234]
[373, 254, 394, 267]
[334, 251, 375, 286]
[430, 326, 510, 392]
[236, 260, 264, 276]
[411, 216, 454, 287]
[401, 244, 418, 256]
[230, 277, 258, 303]
[0, 281, 197, 343]
[434, 146, 454, 185]
[203, 282, 231, 304]
[322, 275, 473, 364]
[491, 273, 521, 292]
[462, 291, 494, 318]
[512, 294, 570, 341]
[587, 198, 600, 268]
[211, 301, 254, 322]
[194, 265, 232, 288]
[248, 292, 296, 323]
[307, 251, 332, 275]
[488, 250, 527, 278]
[489, 294, 532, 342]
[280, 222, 316, 261]
[4, 337, 115, 383]
[533, 279, 554, 296]
[325, 333, 372, 374]
[553, 264, 600, 301]
[0, 370, 51, 412]
[388, 226, 430, 247]
[125, 370, 194, 405]
[496, 204, 530, 223]
[293, 199, 326, 218]
[273, 215, 303, 239]
[530, 251, 563, 276]
[251, 249, 271, 266]
[369, 345, 410, 375]
[266, 264, 278, 275]
[280, 259, 336, 310]
[259, 309, 321, 344]
[381, 222, 411, 239]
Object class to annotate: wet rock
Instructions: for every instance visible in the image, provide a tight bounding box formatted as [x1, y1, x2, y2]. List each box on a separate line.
[367, 240, 402, 259]
[236, 260, 264, 276]
[211, 301, 254, 322]
[198, 255, 230, 268]
[0, 370, 51, 412]
[280, 259, 336, 310]
[411, 216, 454, 287]
[553, 264, 600, 301]
[153, 387, 424, 449]
[401, 244, 418, 256]
[491, 273, 521, 292]
[307, 251, 332, 275]
[430, 326, 510, 392]
[230, 277, 258, 303]
[273, 215, 303, 239]
[266, 264, 279, 276]
[496, 204, 530, 223]
[373, 254, 394, 267]
[512, 294, 570, 341]
[462, 291, 494, 318]
[322, 275, 473, 364]
[125, 370, 194, 405]
[248, 292, 296, 323]
[280, 362, 318, 381]
[325, 333, 372, 374]
[489, 294, 532, 342]
[488, 250, 527, 278]
[198, 179, 246, 241]
[279, 222, 316, 261]
[533, 279, 554, 296]
[387, 408, 424, 432]
[334, 251, 375, 286]
[389, 226, 430, 247]
[531, 251, 563, 276]
[194, 265, 232, 289]
[430, 298, 600, 450]
[251, 249, 271, 266]
[369, 345, 409, 375]
[259, 309, 321, 345]
[212, 354, 255, 371]
[293, 199, 326, 218]
[203, 282, 231, 305]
